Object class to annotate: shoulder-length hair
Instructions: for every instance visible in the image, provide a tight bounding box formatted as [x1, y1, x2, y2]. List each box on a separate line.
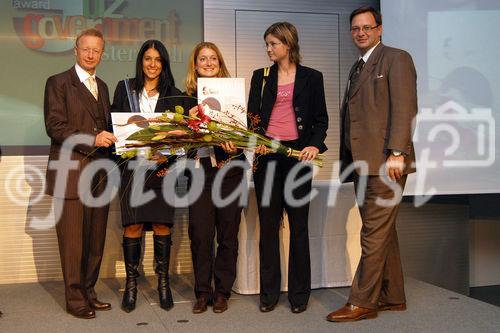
[264, 22, 301, 65]
[134, 40, 175, 93]
[185, 42, 230, 96]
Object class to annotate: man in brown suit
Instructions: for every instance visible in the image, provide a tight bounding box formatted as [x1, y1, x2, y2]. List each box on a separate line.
[44, 28, 117, 319]
[327, 6, 417, 322]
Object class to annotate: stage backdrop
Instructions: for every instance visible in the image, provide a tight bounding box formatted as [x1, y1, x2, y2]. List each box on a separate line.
[0, 0, 202, 150]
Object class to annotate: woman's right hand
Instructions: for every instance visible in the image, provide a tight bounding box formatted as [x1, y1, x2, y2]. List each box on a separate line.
[188, 106, 199, 118]
[255, 144, 268, 155]
[221, 141, 238, 154]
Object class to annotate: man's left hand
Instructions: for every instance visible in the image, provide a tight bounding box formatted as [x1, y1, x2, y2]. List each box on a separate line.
[386, 154, 405, 181]
[95, 130, 117, 147]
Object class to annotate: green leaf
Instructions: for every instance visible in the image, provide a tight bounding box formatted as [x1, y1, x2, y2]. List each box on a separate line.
[152, 134, 167, 141]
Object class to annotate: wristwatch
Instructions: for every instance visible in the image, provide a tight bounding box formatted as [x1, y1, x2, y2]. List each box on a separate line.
[391, 150, 402, 157]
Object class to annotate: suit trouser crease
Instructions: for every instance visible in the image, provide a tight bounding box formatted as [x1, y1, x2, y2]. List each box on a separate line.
[253, 153, 312, 307]
[54, 171, 109, 310]
[348, 174, 407, 309]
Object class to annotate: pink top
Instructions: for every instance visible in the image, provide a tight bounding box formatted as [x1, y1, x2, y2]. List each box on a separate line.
[266, 82, 298, 141]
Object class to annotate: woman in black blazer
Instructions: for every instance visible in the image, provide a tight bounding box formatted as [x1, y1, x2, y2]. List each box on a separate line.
[184, 42, 247, 314]
[111, 40, 184, 313]
[247, 22, 328, 313]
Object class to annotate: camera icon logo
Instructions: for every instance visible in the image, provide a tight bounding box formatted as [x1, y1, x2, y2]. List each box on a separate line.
[414, 100, 495, 167]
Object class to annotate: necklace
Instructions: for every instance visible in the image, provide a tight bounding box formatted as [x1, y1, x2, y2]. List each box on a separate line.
[146, 87, 157, 97]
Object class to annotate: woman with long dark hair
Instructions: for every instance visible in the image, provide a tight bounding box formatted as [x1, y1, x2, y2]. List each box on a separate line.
[111, 40, 183, 313]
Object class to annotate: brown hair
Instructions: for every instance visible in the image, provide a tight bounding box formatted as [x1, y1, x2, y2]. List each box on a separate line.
[350, 6, 382, 26]
[263, 22, 301, 64]
[185, 42, 230, 96]
[75, 28, 105, 48]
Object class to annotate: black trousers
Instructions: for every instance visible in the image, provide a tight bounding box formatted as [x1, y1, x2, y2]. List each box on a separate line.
[188, 159, 245, 299]
[253, 153, 312, 307]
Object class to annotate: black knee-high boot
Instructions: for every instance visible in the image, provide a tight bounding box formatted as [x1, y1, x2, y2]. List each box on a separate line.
[154, 234, 174, 311]
[122, 237, 141, 313]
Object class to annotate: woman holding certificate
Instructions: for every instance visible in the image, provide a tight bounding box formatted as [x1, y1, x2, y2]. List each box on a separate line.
[111, 40, 183, 313]
[184, 42, 247, 314]
[247, 22, 329, 313]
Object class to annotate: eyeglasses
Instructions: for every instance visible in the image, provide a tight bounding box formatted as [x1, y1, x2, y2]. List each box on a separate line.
[263, 42, 282, 49]
[77, 47, 103, 55]
[350, 25, 380, 34]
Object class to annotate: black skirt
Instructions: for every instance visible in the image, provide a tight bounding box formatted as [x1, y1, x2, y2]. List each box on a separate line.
[118, 160, 175, 229]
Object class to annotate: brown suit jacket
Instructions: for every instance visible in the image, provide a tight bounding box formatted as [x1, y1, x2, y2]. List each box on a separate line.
[340, 43, 417, 180]
[44, 66, 111, 198]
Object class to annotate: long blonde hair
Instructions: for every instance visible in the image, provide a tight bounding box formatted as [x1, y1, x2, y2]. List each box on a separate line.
[185, 42, 230, 96]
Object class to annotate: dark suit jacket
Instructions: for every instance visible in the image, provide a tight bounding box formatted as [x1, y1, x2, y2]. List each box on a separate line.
[44, 66, 111, 198]
[247, 63, 329, 153]
[340, 43, 417, 179]
[110, 79, 185, 189]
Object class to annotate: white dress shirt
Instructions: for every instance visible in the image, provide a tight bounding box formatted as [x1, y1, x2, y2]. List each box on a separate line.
[360, 41, 380, 63]
[138, 88, 159, 113]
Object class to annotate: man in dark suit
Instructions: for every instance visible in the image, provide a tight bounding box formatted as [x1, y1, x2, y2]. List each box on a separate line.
[327, 6, 417, 322]
[44, 28, 117, 319]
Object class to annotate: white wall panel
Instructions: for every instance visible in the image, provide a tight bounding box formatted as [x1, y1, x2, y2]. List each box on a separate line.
[204, 9, 237, 76]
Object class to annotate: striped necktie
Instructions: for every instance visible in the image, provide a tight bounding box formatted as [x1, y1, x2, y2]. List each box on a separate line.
[348, 58, 365, 98]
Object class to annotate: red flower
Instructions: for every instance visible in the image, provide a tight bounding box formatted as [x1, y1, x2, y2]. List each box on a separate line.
[198, 104, 212, 123]
[188, 104, 212, 132]
[187, 119, 202, 132]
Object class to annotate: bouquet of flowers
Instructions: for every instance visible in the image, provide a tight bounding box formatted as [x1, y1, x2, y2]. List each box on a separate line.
[118, 104, 324, 167]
